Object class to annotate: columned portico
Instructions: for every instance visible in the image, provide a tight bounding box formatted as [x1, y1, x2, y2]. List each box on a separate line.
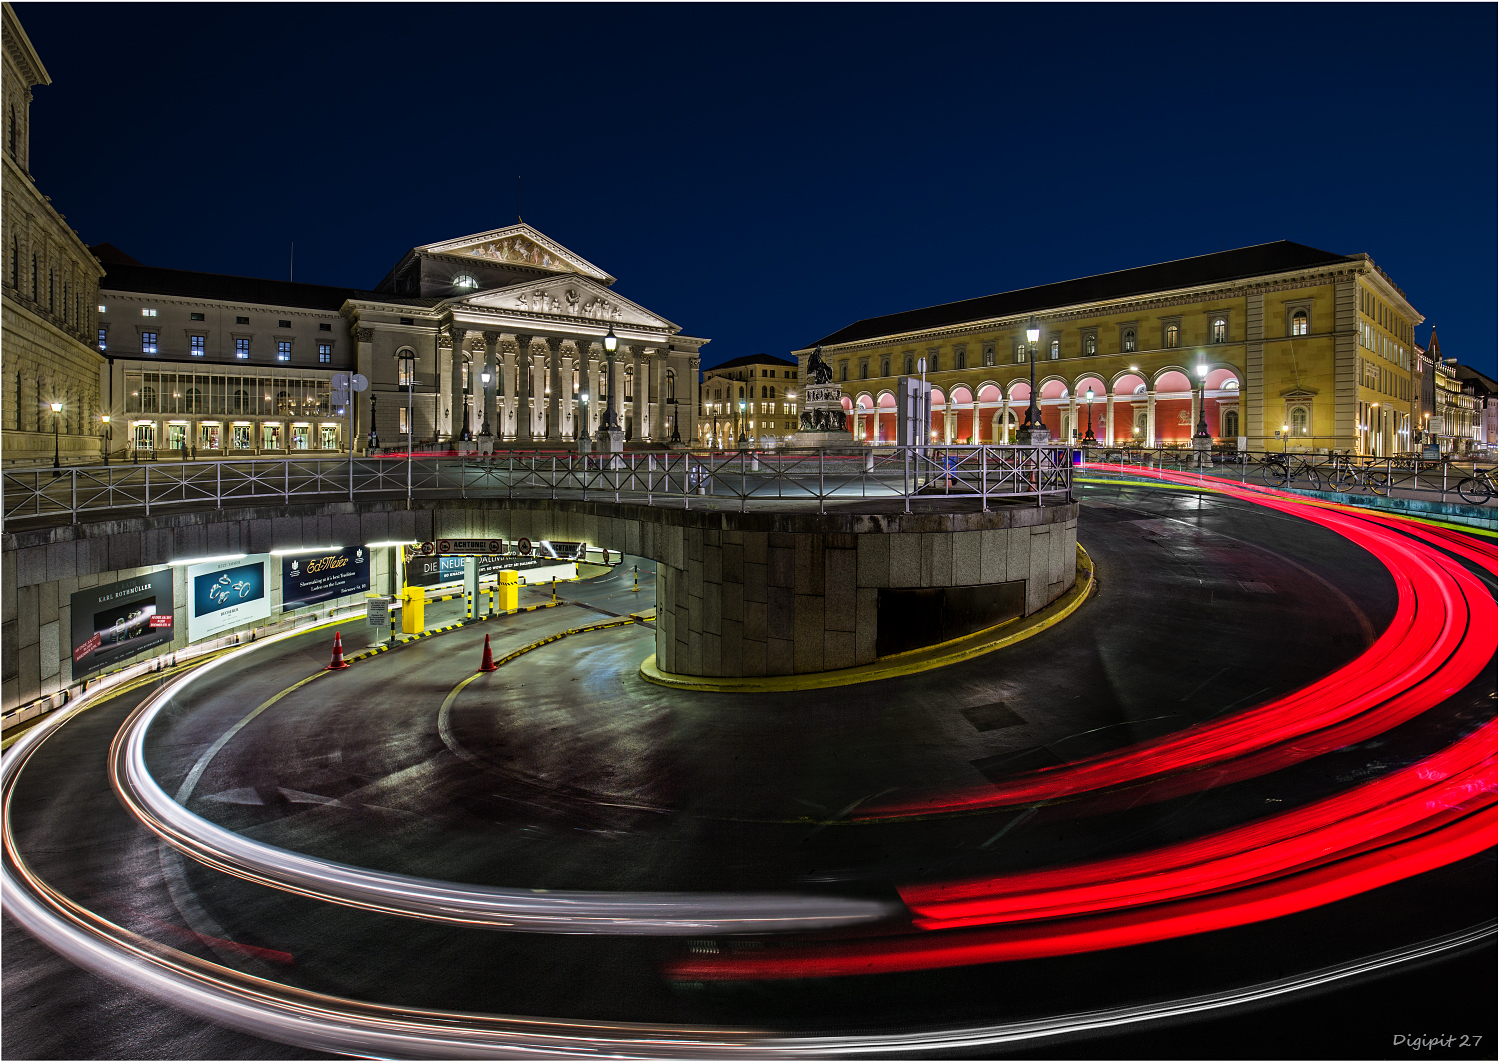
[1105, 393, 1116, 445]
[514, 335, 534, 443]
[1146, 390, 1157, 446]
[651, 350, 668, 442]
[629, 344, 645, 441]
[447, 326, 467, 440]
[480, 331, 501, 435]
[546, 336, 565, 442]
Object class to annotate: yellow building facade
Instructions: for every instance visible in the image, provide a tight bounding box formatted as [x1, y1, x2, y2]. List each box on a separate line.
[796, 242, 1421, 456]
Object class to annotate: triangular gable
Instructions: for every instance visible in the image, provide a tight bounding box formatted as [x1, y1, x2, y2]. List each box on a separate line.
[418, 224, 613, 284]
[455, 274, 679, 333]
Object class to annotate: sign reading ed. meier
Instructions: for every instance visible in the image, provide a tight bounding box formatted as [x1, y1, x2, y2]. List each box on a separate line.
[188, 555, 270, 642]
[282, 547, 370, 612]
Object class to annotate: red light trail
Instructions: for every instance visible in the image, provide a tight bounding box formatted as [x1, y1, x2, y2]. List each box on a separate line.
[666, 467, 1496, 981]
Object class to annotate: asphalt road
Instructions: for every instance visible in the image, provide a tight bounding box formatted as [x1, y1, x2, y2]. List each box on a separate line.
[4, 486, 1494, 1059]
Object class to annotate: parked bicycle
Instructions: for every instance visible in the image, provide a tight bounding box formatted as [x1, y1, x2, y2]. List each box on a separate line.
[1456, 465, 1496, 505]
[1259, 452, 1324, 490]
[1326, 451, 1389, 496]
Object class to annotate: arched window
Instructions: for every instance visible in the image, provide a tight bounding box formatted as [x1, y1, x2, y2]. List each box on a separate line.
[276, 390, 290, 415]
[1015, 344, 1027, 364]
[904, 354, 914, 374]
[839, 362, 848, 381]
[1083, 334, 1097, 355]
[452, 274, 479, 290]
[666, 370, 676, 402]
[185, 388, 203, 413]
[1291, 310, 1309, 336]
[1212, 318, 1227, 343]
[1165, 324, 1180, 348]
[1222, 378, 1240, 391]
[232, 388, 248, 413]
[624, 367, 633, 400]
[860, 361, 869, 379]
[1290, 405, 1309, 436]
[955, 349, 967, 370]
[1049, 339, 1060, 360]
[140, 385, 158, 410]
[1122, 329, 1136, 352]
[1134, 411, 1147, 436]
[1223, 408, 1239, 437]
[881, 357, 890, 377]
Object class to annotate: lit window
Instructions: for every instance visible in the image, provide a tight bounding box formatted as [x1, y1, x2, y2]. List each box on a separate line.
[1122, 329, 1136, 352]
[1049, 339, 1059, 360]
[97, 304, 106, 313]
[141, 331, 158, 354]
[190, 312, 205, 322]
[1165, 324, 1179, 348]
[399, 406, 410, 434]
[190, 335, 205, 356]
[235, 338, 250, 359]
[1291, 310, 1309, 336]
[1290, 405, 1309, 436]
[1212, 318, 1227, 343]
[141, 308, 157, 317]
[397, 355, 414, 386]
[318, 342, 332, 364]
[278, 341, 291, 361]
[1083, 334, 1097, 355]
[97, 328, 106, 351]
[1015, 344, 1027, 364]
[453, 274, 479, 290]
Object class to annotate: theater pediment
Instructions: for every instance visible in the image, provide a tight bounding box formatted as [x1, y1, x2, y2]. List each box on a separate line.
[419, 224, 612, 283]
[457, 275, 679, 332]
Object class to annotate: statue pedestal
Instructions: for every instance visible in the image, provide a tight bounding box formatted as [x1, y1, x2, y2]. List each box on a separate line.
[477, 433, 495, 455]
[1015, 427, 1053, 446]
[595, 429, 624, 454]
[791, 431, 855, 448]
[455, 439, 476, 455]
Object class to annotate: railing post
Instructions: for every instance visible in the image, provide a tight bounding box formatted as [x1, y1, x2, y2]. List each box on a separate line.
[461, 455, 467, 499]
[284, 460, 290, 503]
[904, 446, 911, 514]
[217, 460, 222, 509]
[980, 447, 988, 512]
[144, 464, 150, 516]
[71, 468, 77, 523]
[818, 447, 824, 515]
[740, 450, 747, 514]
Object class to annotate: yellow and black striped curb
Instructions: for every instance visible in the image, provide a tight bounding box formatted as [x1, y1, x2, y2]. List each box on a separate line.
[339, 601, 568, 664]
[489, 617, 639, 670]
[640, 544, 1095, 694]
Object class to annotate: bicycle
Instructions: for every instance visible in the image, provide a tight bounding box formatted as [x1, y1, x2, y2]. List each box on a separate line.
[1260, 453, 1324, 490]
[1326, 451, 1389, 496]
[1456, 465, 1496, 505]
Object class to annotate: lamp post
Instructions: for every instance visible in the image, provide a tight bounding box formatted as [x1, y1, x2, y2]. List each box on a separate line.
[1016, 317, 1049, 444]
[100, 414, 111, 467]
[1082, 388, 1097, 445]
[479, 370, 492, 436]
[1281, 423, 1289, 454]
[670, 397, 681, 445]
[737, 399, 747, 447]
[50, 401, 63, 477]
[367, 393, 379, 452]
[1192, 362, 1213, 458]
[398, 350, 416, 506]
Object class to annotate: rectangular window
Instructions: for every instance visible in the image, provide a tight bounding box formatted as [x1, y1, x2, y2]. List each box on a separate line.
[190, 335, 206, 356]
[398, 358, 414, 386]
[319, 322, 331, 332]
[190, 312, 205, 321]
[97, 328, 106, 351]
[141, 308, 157, 317]
[141, 331, 158, 354]
[98, 304, 106, 313]
[399, 317, 414, 326]
[278, 320, 291, 328]
[318, 342, 332, 364]
[399, 406, 410, 434]
[235, 338, 250, 359]
[277, 341, 291, 361]
[236, 316, 249, 325]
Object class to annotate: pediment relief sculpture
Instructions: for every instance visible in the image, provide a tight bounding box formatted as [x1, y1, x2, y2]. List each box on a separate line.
[457, 235, 567, 271]
[460, 277, 677, 332]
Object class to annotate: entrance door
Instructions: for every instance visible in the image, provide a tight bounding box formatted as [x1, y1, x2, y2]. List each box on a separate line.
[262, 423, 282, 450]
[166, 424, 186, 450]
[231, 425, 252, 449]
[320, 425, 338, 450]
[200, 423, 221, 450]
[134, 423, 156, 450]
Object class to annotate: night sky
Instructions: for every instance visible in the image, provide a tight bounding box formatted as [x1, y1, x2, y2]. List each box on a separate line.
[16, 3, 1496, 373]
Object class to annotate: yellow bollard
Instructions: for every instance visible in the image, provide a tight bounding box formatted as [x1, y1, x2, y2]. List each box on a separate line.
[552, 577, 557, 602]
[400, 584, 426, 634]
[496, 569, 520, 613]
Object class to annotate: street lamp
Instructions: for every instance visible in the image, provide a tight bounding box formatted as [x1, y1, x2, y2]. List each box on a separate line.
[670, 397, 681, 445]
[397, 350, 416, 506]
[1082, 388, 1098, 445]
[599, 325, 621, 434]
[1192, 362, 1213, 454]
[1281, 423, 1289, 454]
[479, 369, 492, 436]
[100, 414, 111, 467]
[1017, 317, 1047, 443]
[738, 399, 747, 446]
[50, 401, 63, 477]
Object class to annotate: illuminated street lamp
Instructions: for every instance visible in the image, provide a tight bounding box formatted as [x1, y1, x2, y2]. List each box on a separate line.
[1193, 362, 1213, 454]
[599, 325, 621, 433]
[737, 399, 747, 446]
[50, 400, 63, 477]
[100, 414, 111, 467]
[1082, 388, 1098, 445]
[1017, 317, 1048, 444]
[479, 368, 492, 436]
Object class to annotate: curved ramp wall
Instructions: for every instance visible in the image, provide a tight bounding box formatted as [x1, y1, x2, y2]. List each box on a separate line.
[2, 498, 1077, 706]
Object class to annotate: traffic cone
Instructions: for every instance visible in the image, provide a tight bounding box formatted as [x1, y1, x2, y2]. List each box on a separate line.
[325, 631, 350, 671]
[477, 634, 498, 673]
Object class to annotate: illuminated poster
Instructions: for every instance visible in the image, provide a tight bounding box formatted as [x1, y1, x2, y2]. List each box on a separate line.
[281, 547, 370, 612]
[187, 555, 270, 641]
[69, 569, 176, 678]
[407, 554, 543, 587]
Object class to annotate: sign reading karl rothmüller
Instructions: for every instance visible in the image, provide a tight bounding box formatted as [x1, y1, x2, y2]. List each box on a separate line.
[281, 547, 370, 612]
[69, 569, 176, 678]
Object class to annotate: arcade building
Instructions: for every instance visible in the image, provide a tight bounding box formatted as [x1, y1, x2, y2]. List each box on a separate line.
[797, 241, 1422, 457]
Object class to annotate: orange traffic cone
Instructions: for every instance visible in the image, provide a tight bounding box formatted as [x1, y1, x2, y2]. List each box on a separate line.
[325, 631, 350, 671]
[477, 634, 498, 673]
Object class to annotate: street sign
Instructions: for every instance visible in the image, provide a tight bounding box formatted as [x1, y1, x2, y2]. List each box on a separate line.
[350, 374, 369, 392]
[416, 539, 504, 556]
[366, 598, 390, 628]
[331, 389, 350, 406]
[516, 537, 532, 556]
[330, 372, 352, 391]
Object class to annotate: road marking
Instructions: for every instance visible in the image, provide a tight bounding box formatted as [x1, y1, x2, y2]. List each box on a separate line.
[174, 670, 328, 804]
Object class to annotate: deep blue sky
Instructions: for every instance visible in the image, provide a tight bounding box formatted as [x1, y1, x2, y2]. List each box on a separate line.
[17, 3, 1497, 374]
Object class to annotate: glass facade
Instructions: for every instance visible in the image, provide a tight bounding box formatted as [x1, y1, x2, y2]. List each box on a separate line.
[122, 370, 337, 451]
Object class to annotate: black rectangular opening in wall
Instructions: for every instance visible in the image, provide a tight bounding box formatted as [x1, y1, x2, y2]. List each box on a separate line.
[875, 581, 1025, 657]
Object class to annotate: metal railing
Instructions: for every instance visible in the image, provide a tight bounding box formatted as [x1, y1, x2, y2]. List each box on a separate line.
[1081, 446, 1499, 507]
[1, 446, 1074, 527]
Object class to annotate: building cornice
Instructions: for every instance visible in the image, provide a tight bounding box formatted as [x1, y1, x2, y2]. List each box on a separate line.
[793, 263, 1370, 358]
[2, 3, 50, 88]
[4, 155, 104, 272]
[2, 292, 107, 365]
[98, 288, 345, 321]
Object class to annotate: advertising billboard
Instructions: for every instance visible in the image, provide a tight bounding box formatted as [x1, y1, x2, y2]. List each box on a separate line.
[281, 547, 370, 612]
[187, 555, 270, 642]
[69, 569, 176, 678]
[406, 554, 546, 588]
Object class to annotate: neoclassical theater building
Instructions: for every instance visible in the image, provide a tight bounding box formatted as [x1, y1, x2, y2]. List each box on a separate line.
[797, 241, 1422, 456]
[92, 224, 705, 458]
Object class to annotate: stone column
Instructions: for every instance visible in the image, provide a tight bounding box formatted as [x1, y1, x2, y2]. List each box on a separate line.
[1067, 394, 1078, 445]
[999, 397, 1009, 443]
[446, 326, 467, 440]
[355, 327, 375, 451]
[514, 335, 534, 443]
[629, 344, 644, 441]
[545, 336, 564, 441]
[1105, 394, 1116, 445]
[1146, 390, 1157, 446]
[972, 397, 982, 445]
[652, 351, 669, 442]
[501, 337, 517, 441]
[481, 332, 501, 436]
[574, 340, 594, 434]
[687, 356, 700, 445]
